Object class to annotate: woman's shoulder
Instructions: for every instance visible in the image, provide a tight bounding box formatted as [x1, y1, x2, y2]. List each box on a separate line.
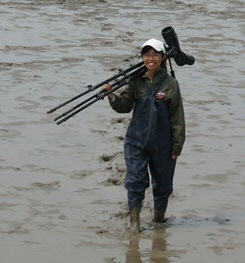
[164, 73, 179, 89]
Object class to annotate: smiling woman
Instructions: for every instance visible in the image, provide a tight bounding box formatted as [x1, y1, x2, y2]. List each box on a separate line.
[103, 37, 185, 233]
[1, 0, 244, 262]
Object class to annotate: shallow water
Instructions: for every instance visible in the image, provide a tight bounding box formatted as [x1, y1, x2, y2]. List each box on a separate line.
[0, 0, 245, 263]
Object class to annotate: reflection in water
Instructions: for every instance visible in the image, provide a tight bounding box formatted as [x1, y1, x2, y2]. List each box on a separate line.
[125, 237, 142, 263]
[151, 237, 169, 263]
[125, 229, 170, 263]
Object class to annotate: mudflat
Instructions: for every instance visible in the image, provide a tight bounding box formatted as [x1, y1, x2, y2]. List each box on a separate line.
[0, 1, 244, 262]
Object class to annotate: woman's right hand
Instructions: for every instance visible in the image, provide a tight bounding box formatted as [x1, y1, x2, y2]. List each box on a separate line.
[103, 83, 113, 100]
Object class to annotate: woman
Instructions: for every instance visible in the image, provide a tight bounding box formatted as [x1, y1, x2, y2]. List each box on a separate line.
[104, 38, 185, 232]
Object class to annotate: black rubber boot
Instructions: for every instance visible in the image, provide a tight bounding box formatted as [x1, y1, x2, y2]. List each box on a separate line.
[153, 207, 166, 223]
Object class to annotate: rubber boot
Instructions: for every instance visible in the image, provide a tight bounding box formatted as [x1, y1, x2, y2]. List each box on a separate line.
[153, 207, 166, 223]
[129, 207, 141, 233]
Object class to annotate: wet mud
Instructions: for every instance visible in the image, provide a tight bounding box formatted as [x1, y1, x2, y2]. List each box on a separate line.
[0, 0, 245, 262]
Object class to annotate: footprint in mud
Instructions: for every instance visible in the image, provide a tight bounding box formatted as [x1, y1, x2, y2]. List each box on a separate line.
[99, 153, 117, 162]
[14, 181, 60, 191]
[70, 170, 91, 180]
[111, 209, 129, 220]
[100, 153, 126, 186]
[6, 226, 29, 235]
[101, 177, 123, 186]
[91, 129, 108, 136]
[31, 181, 61, 190]
[100, 23, 114, 31]
[212, 216, 231, 225]
[116, 31, 135, 43]
[111, 117, 128, 125]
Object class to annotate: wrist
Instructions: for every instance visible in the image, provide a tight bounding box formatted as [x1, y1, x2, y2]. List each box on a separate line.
[108, 93, 114, 100]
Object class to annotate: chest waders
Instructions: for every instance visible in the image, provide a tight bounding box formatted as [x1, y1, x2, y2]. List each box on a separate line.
[124, 77, 177, 228]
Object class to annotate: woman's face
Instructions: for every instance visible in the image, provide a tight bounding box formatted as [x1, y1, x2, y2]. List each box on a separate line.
[142, 48, 163, 71]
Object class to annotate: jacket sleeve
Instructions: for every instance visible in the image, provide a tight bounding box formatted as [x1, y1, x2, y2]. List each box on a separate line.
[167, 79, 186, 156]
[109, 82, 135, 113]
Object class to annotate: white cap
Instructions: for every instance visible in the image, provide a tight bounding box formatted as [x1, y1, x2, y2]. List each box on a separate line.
[141, 38, 164, 52]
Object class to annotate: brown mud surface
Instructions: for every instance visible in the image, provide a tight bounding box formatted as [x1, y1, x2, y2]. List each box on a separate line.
[0, 0, 245, 262]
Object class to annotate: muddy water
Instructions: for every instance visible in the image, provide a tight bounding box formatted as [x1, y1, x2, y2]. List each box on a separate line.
[0, 0, 245, 262]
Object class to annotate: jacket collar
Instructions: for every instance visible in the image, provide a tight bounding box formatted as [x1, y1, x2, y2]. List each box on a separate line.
[142, 67, 167, 81]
